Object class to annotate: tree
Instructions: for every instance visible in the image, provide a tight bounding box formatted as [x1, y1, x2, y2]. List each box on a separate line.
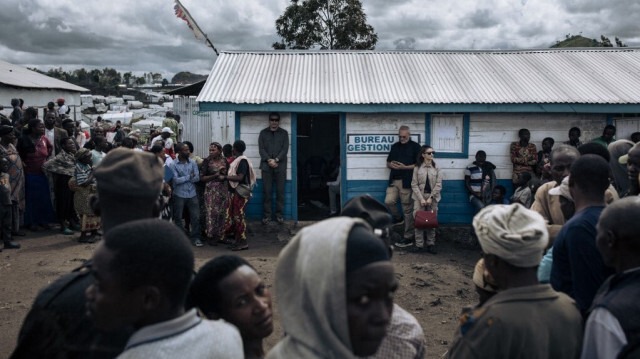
[552, 34, 628, 48]
[123, 72, 133, 85]
[162, 78, 169, 87]
[272, 0, 377, 50]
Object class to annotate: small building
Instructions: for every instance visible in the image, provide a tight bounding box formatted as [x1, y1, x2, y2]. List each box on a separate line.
[197, 49, 640, 223]
[0, 59, 88, 116]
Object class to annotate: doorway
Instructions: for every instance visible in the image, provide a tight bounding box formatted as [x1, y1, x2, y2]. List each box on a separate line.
[296, 114, 340, 221]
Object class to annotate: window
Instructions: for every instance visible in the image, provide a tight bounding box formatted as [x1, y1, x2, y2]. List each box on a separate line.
[425, 113, 469, 158]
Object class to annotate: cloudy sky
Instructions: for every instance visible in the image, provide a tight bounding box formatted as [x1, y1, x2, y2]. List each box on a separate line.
[1, 0, 637, 80]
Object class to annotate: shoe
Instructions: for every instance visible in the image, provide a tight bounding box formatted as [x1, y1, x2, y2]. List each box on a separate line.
[193, 239, 204, 247]
[78, 236, 98, 244]
[4, 241, 20, 249]
[276, 216, 284, 224]
[11, 231, 25, 237]
[61, 228, 74, 235]
[262, 217, 271, 225]
[426, 245, 438, 254]
[406, 245, 425, 253]
[231, 244, 249, 251]
[394, 238, 414, 248]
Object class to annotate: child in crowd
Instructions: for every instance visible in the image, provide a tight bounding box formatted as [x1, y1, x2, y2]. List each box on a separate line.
[490, 185, 509, 205]
[0, 157, 19, 250]
[511, 172, 533, 208]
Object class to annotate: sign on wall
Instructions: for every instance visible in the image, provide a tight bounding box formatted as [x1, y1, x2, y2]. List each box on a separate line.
[347, 134, 421, 154]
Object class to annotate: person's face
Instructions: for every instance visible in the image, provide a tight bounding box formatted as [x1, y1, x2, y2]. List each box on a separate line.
[550, 153, 574, 184]
[398, 129, 410, 144]
[34, 122, 45, 136]
[517, 174, 528, 187]
[542, 140, 553, 153]
[85, 243, 142, 331]
[217, 265, 273, 341]
[346, 261, 396, 357]
[421, 148, 435, 162]
[153, 140, 165, 148]
[492, 188, 502, 200]
[595, 219, 614, 267]
[44, 117, 55, 129]
[568, 129, 580, 143]
[2, 131, 16, 144]
[268, 116, 280, 131]
[63, 122, 75, 136]
[47, 103, 54, 110]
[161, 132, 170, 139]
[62, 139, 76, 154]
[209, 145, 221, 158]
[519, 130, 530, 143]
[93, 128, 104, 137]
[627, 147, 640, 183]
[603, 128, 616, 143]
[475, 153, 486, 164]
[0, 159, 9, 173]
[559, 195, 575, 221]
[179, 144, 190, 158]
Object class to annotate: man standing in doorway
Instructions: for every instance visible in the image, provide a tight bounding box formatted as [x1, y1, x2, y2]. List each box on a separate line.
[259, 112, 289, 224]
[385, 125, 421, 247]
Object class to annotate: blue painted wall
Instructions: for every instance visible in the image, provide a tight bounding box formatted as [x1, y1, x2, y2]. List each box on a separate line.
[346, 179, 514, 224]
[246, 180, 293, 220]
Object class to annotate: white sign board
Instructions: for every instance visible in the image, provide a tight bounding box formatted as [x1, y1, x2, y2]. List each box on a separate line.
[347, 134, 421, 154]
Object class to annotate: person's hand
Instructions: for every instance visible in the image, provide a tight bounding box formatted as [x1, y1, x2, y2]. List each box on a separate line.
[426, 197, 433, 206]
[389, 161, 400, 170]
[420, 199, 427, 207]
[473, 191, 482, 199]
[217, 174, 225, 181]
[190, 171, 195, 178]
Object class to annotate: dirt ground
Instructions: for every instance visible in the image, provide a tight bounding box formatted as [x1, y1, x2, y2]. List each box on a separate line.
[0, 221, 480, 359]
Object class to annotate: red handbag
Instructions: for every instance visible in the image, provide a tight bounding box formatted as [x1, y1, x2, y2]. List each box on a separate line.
[414, 210, 438, 229]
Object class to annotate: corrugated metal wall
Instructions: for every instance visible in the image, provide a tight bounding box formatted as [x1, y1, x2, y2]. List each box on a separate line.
[173, 96, 234, 158]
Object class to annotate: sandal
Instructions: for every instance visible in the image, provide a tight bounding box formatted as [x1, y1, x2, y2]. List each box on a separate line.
[231, 245, 249, 251]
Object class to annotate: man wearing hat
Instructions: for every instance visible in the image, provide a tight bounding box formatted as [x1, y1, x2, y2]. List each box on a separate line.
[619, 142, 640, 197]
[151, 127, 175, 159]
[448, 204, 583, 358]
[57, 98, 69, 116]
[162, 111, 178, 143]
[12, 148, 164, 358]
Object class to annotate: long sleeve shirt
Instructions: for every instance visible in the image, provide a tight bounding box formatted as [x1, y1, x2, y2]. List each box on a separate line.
[258, 127, 289, 171]
[169, 158, 199, 198]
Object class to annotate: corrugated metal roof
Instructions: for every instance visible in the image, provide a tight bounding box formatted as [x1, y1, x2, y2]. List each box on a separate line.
[197, 49, 640, 105]
[0, 60, 88, 92]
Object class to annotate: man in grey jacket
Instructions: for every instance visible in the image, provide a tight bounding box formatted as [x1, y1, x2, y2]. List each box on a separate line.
[258, 113, 289, 224]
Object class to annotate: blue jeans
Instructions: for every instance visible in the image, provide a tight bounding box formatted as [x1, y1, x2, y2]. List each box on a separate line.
[469, 195, 485, 214]
[172, 195, 200, 241]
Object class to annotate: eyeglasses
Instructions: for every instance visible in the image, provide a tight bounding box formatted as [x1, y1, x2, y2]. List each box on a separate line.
[269, 118, 280, 122]
[399, 135, 408, 139]
[425, 151, 435, 155]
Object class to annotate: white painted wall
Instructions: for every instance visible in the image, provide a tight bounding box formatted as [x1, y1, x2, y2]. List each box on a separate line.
[239, 112, 292, 180]
[346, 113, 426, 181]
[345, 112, 609, 181]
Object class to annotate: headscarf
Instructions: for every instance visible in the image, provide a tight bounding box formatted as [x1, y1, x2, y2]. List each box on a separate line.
[609, 139, 634, 195]
[267, 217, 370, 359]
[472, 258, 497, 293]
[42, 149, 76, 176]
[472, 204, 549, 268]
[75, 148, 92, 162]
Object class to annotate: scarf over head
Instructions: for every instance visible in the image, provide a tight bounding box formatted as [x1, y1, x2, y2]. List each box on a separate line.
[267, 217, 370, 359]
[42, 150, 76, 176]
[473, 204, 549, 268]
[75, 148, 92, 162]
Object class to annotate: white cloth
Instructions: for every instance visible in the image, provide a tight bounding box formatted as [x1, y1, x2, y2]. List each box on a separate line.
[266, 217, 369, 359]
[366, 304, 426, 359]
[581, 307, 627, 359]
[118, 309, 243, 359]
[45, 128, 55, 157]
[473, 204, 549, 267]
[151, 135, 173, 149]
[58, 104, 68, 115]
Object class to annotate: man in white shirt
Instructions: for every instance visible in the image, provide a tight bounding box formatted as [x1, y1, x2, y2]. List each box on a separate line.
[582, 197, 640, 359]
[85, 219, 243, 359]
[151, 127, 174, 156]
[57, 98, 69, 116]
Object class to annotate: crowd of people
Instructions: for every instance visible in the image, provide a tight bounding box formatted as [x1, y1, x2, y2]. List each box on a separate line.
[0, 100, 259, 251]
[4, 100, 640, 358]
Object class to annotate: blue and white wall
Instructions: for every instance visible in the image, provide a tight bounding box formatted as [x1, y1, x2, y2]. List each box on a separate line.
[235, 111, 633, 223]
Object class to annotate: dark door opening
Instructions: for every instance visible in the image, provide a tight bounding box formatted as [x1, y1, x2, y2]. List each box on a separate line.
[297, 114, 340, 221]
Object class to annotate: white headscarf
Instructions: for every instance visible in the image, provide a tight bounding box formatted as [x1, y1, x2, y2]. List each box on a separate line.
[266, 217, 368, 359]
[473, 204, 549, 268]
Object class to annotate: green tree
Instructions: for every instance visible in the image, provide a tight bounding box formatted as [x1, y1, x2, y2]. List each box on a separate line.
[272, 0, 377, 50]
[162, 78, 169, 87]
[123, 71, 133, 85]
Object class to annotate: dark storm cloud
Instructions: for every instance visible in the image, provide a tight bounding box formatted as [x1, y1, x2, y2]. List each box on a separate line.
[459, 9, 499, 29]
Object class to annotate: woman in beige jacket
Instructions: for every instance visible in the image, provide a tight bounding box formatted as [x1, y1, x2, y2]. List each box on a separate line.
[411, 145, 443, 254]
